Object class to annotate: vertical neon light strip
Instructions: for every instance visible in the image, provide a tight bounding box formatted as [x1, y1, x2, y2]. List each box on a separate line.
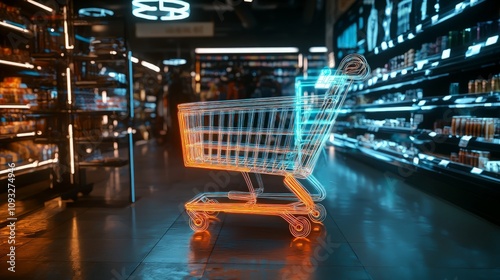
[128, 51, 136, 203]
[63, 6, 74, 49]
[295, 78, 303, 171]
[68, 124, 75, 175]
[66, 67, 72, 104]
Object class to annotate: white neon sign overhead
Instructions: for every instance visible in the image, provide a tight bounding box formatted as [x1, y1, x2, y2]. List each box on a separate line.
[132, 0, 190, 21]
[79, 8, 114, 17]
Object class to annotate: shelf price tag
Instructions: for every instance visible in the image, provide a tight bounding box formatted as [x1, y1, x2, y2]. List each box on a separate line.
[458, 135, 472, 148]
[470, 167, 483, 175]
[431, 15, 439, 25]
[438, 160, 450, 167]
[465, 44, 482, 58]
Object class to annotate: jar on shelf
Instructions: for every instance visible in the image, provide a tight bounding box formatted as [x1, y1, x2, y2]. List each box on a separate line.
[465, 150, 473, 166]
[482, 79, 491, 93]
[460, 119, 472, 136]
[451, 116, 458, 135]
[475, 118, 481, 137]
[478, 156, 489, 169]
[459, 149, 465, 164]
[2, 47, 12, 58]
[480, 118, 487, 138]
[466, 150, 473, 166]
[450, 152, 459, 162]
[489, 118, 497, 139]
[491, 75, 500, 92]
[480, 151, 491, 160]
[460, 116, 471, 136]
[475, 79, 484, 93]
[468, 80, 475, 93]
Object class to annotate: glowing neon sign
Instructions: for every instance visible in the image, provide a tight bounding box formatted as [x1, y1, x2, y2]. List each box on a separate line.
[132, 0, 190, 21]
[78, 8, 114, 17]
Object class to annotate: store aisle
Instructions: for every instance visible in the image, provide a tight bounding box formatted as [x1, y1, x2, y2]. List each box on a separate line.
[1, 142, 500, 280]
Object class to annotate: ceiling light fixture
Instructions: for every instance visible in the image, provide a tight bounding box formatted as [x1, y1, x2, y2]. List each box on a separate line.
[309, 46, 327, 53]
[141, 60, 160, 72]
[0, 59, 35, 69]
[194, 47, 299, 54]
[0, 104, 31, 109]
[132, 0, 190, 21]
[163, 58, 187, 65]
[0, 21, 30, 33]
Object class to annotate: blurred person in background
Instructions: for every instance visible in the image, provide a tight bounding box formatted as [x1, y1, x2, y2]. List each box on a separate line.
[226, 75, 239, 100]
[205, 80, 219, 101]
[166, 70, 191, 154]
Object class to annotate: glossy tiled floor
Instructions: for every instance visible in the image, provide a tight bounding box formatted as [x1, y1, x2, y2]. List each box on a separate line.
[1, 142, 500, 279]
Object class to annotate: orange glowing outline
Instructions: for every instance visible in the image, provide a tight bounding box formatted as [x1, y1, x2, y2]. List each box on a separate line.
[180, 54, 369, 238]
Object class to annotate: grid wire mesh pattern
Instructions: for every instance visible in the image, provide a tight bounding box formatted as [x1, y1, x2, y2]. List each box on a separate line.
[178, 54, 368, 178]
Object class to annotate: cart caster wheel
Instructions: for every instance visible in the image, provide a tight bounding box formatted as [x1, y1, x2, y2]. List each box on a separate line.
[308, 203, 327, 223]
[189, 213, 209, 232]
[205, 199, 219, 217]
[289, 216, 311, 238]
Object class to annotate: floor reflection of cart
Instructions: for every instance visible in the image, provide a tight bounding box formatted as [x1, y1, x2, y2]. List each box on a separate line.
[178, 54, 369, 238]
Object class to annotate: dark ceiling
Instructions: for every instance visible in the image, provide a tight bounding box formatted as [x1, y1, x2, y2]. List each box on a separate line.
[71, 0, 327, 64]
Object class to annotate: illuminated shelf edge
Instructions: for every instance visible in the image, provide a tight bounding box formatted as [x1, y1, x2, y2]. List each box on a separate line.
[0, 159, 57, 176]
[0, 59, 35, 69]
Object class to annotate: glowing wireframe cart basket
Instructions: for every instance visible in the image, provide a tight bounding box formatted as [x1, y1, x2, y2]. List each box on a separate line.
[178, 54, 369, 238]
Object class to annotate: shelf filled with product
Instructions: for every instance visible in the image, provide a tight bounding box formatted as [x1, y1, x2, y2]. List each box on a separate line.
[57, 2, 136, 201]
[332, 0, 500, 223]
[304, 54, 327, 71]
[196, 54, 300, 98]
[1, 0, 136, 202]
[131, 61, 162, 141]
[0, 1, 57, 188]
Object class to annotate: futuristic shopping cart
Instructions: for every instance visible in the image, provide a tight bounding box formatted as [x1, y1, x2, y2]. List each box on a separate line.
[178, 54, 369, 238]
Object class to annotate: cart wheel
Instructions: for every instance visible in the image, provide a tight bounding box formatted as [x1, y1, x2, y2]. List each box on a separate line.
[308, 204, 327, 223]
[205, 199, 219, 217]
[189, 213, 209, 232]
[289, 216, 311, 238]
